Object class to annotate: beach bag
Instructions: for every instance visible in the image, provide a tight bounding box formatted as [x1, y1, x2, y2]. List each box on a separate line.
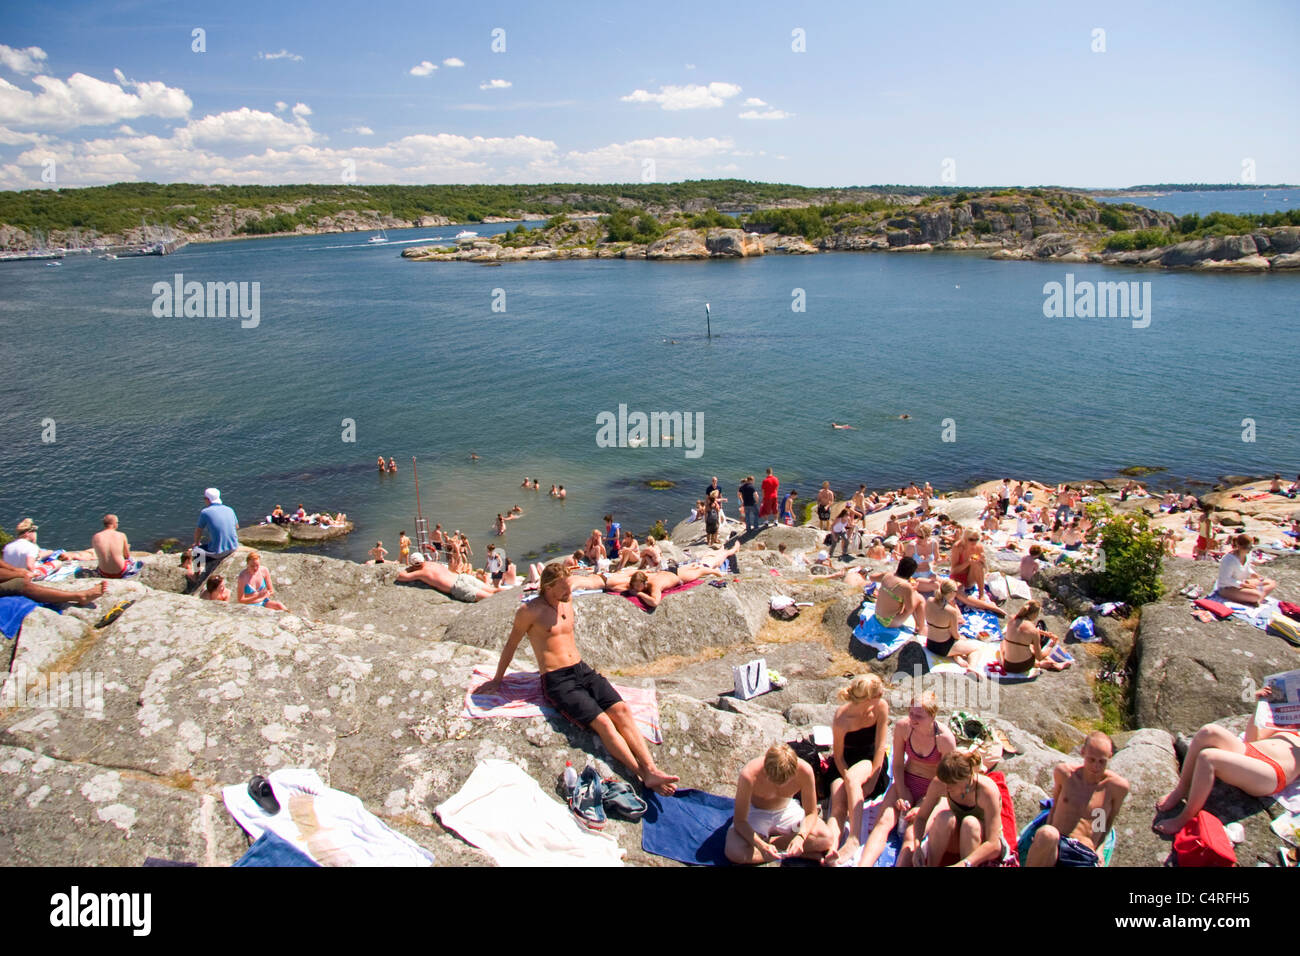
[1266, 614, 1300, 648]
[787, 736, 833, 802]
[1278, 601, 1300, 623]
[769, 596, 799, 622]
[1193, 598, 1233, 620]
[1173, 811, 1236, 867]
[732, 657, 771, 700]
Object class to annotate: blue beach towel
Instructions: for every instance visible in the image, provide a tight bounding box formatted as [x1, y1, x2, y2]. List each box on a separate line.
[958, 609, 1003, 642]
[0, 596, 40, 639]
[233, 829, 320, 868]
[852, 601, 916, 659]
[641, 789, 734, 866]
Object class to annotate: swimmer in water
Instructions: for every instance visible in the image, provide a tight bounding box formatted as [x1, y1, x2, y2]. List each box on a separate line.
[899, 414, 911, 420]
[831, 422, 855, 430]
[470, 452, 480, 461]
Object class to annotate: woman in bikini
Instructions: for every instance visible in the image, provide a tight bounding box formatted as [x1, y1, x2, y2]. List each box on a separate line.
[583, 530, 606, 565]
[913, 526, 938, 576]
[948, 531, 992, 602]
[906, 749, 1007, 867]
[859, 692, 956, 867]
[924, 580, 995, 669]
[1154, 704, 1300, 836]
[1001, 601, 1070, 673]
[864, 557, 926, 639]
[236, 550, 287, 611]
[823, 675, 890, 865]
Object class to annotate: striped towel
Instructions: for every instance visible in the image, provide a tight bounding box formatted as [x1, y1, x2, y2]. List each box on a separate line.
[463, 664, 663, 744]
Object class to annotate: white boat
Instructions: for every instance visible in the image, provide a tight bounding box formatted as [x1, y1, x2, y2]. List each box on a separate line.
[368, 228, 389, 243]
[455, 229, 477, 240]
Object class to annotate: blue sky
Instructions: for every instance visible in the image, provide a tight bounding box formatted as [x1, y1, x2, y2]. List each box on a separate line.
[1, 0, 1296, 188]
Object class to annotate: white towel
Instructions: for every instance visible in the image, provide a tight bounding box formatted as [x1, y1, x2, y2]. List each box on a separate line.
[436, 759, 625, 867]
[222, 768, 434, 867]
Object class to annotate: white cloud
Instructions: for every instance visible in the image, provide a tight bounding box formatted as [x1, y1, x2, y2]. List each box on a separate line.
[742, 97, 766, 107]
[0, 71, 191, 131]
[345, 125, 374, 136]
[442, 57, 464, 67]
[0, 44, 48, 75]
[274, 101, 287, 112]
[479, 79, 511, 90]
[291, 102, 312, 118]
[0, 124, 47, 145]
[684, 63, 696, 70]
[738, 108, 791, 120]
[178, 107, 315, 147]
[258, 49, 303, 62]
[620, 82, 741, 110]
[409, 60, 437, 77]
[561, 136, 735, 180]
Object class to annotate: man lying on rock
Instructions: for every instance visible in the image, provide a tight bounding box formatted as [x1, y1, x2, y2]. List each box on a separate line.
[477, 562, 679, 795]
[1024, 731, 1129, 867]
[396, 553, 503, 602]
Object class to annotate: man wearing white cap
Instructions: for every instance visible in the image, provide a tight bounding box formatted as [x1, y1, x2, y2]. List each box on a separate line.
[192, 488, 240, 568]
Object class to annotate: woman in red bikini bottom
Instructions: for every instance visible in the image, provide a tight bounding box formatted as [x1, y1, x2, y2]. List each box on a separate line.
[1153, 710, 1300, 836]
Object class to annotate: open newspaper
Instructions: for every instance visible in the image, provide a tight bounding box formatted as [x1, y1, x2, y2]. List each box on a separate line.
[1256, 669, 1300, 729]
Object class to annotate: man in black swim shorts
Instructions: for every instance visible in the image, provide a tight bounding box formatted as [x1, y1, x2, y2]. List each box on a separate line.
[475, 562, 680, 795]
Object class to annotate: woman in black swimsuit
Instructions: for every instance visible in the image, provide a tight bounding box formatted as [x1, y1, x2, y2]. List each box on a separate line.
[908, 749, 1005, 867]
[824, 675, 890, 865]
[924, 580, 994, 669]
[1002, 601, 1070, 673]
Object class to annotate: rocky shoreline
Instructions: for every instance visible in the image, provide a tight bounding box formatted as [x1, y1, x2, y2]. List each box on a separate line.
[1, 475, 1296, 867]
[403, 222, 1300, 272]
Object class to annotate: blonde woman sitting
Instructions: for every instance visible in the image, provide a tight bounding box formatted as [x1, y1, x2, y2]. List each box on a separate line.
[823, 675, 890, 865]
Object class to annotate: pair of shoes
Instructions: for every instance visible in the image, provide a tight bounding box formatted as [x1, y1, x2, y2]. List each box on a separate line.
[587, 759, 648, 822]
[568, 765, 606, 831]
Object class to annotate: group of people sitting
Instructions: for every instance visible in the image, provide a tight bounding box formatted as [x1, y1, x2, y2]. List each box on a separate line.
[266, 504, 347, 527]
[725, 679, 1129, 867]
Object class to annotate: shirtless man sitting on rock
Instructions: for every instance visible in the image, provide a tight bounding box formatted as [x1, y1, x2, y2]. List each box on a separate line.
[1025, 731, 1129, 867]
[477, 562, 679, 795]
[396, 553, 502, 602]
[91, 514, 136, 578]
[725, 742, 836, 864]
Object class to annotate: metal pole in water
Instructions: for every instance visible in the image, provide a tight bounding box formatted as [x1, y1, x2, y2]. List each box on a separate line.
[706, 302, 711, 339]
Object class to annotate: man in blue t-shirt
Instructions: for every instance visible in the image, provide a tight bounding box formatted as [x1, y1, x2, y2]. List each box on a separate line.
[193, 487, 240, 561]
[604, 514, 620, 560]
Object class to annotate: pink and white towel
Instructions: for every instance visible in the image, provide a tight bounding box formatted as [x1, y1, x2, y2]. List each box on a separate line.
[464, 664, 663, 744]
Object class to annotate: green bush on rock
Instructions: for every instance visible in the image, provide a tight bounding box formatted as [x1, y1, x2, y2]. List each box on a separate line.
[1083, 503, 1164, 606]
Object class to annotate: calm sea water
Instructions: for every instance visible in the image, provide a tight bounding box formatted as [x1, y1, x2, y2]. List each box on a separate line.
[2, 214, 1296, 563]
[1096, 187, 1300, 216]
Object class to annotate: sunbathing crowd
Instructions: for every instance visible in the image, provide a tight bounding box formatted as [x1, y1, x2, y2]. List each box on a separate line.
[6, 470, 1296, 869]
